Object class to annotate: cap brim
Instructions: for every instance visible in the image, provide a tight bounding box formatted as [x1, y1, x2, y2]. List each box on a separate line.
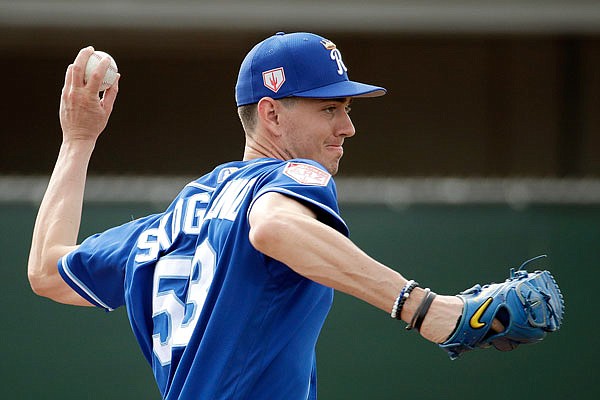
[292, 80, 386, 99]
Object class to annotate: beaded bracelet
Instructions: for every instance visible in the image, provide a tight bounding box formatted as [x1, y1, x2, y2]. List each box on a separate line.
[390, 280, 411, 319]
[390, 280, 419, 320]
[394, 280, 419, 320]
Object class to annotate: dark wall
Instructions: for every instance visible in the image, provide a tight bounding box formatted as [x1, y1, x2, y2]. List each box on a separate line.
[4, 202, 597, 399]
[2, 28, 599, 177]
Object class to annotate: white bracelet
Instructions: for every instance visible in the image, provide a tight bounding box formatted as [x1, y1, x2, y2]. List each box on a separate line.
[390, 279, 417, 319]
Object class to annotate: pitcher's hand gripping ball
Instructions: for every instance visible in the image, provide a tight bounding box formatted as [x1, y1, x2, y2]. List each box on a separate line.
[84, 50, 118, 91]
[439, 256, 564, 360]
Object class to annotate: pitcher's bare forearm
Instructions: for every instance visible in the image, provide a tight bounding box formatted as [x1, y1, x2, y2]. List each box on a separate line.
[28, 140, 96, 304]
[27, 46, 119, 305]
[248, 192, 463, 343]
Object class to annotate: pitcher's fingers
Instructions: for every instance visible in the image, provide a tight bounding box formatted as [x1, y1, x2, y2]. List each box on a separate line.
[491, 318, 505, 333]
[87, 56, 111, 92]
[62, 64, 74, 96]
[72, 46, 95, 87]
[101, 74, 120, 111]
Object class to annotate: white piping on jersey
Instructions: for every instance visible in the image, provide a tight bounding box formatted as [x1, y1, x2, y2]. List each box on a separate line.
[248, 187, 349, 232]
[60, 256, 114, 311]
[185, 182, 215, 191]
[184, 160, 276, 192]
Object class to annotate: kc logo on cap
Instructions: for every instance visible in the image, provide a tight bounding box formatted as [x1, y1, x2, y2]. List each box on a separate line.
[330, 49, 347, 76]
[320, 39, 347, 76]
[262, 67, 286, 93]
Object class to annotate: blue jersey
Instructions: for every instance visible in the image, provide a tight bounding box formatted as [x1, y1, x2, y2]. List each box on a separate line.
[58, 158, 349, 400]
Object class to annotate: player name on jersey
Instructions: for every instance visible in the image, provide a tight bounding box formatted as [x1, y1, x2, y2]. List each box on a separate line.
[135, 178, 257, 263]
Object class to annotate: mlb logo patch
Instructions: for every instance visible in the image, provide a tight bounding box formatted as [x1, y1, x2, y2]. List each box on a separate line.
[283, 162, 331, 186]
[262, 67, 286, 93]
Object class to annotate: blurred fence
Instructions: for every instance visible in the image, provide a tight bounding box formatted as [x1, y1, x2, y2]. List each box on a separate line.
[5, 175, 600, 205]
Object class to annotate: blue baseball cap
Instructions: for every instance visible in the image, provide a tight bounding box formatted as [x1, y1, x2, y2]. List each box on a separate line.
[235, 32, 386, 106]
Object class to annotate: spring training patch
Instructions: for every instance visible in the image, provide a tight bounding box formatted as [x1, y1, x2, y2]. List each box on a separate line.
[263, 67, 286, 93]
[283, 162, 331, 186]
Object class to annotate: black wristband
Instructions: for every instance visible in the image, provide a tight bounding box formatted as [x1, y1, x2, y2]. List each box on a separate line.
[406, 289, 436, 331]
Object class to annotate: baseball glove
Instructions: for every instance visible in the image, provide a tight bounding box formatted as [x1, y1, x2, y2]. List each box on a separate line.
[439, 256, 564, 360]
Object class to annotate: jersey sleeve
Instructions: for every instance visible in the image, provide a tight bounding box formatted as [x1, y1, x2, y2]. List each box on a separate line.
[58, 216, 156, 311]
[250, 159, 349, 236]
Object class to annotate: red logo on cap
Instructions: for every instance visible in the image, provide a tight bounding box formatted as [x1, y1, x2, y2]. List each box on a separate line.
[283, 162, 331, 186]
[263, 67, 286, 93]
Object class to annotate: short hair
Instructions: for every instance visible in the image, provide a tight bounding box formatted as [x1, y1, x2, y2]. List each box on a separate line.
[237, 103, 258, 133]
[237, 97, 298, 134]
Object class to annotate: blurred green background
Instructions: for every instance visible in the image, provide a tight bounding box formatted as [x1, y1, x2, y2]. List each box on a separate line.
[2, 202, 595, 399]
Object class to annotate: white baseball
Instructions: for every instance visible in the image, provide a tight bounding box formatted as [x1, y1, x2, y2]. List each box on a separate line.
[84, 50, 118, 91]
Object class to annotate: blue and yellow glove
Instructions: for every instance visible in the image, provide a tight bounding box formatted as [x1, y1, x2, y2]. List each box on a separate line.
[439, 256, 564, 360]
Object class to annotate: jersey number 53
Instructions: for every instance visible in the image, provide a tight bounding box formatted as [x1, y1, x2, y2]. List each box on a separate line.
[151, 239, 216, 366]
